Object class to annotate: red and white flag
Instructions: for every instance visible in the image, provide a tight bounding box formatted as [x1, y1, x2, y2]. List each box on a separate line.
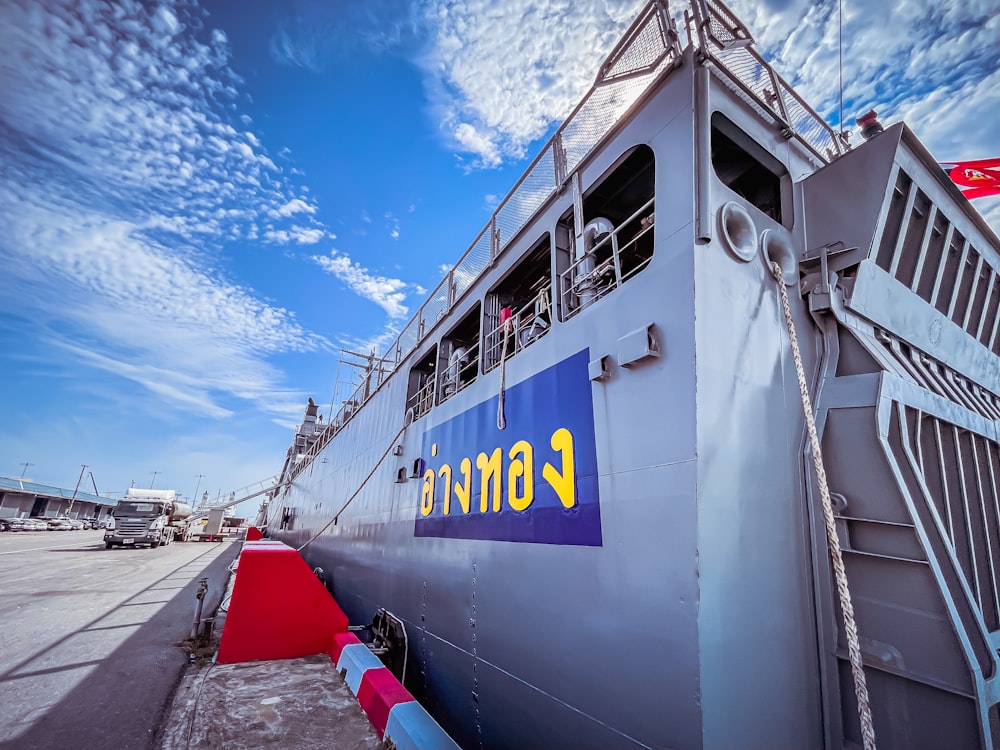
[942, 158, 1000, 200]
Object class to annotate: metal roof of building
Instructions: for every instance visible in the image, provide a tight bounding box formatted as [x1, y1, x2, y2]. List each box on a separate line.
[0, 477, 116, 506]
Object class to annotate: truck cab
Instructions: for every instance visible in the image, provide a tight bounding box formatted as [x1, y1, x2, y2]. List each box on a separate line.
[104, 489, 191, 549]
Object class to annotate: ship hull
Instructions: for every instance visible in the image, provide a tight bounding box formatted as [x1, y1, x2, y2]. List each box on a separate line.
[269, 2, 1000, 748]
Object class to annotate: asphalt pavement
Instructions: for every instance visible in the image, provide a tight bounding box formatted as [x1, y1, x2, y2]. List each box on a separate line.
[0, 535, 239, 750]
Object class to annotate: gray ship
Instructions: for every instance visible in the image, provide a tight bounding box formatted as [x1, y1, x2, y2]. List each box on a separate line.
[264, 1, 1000, 747]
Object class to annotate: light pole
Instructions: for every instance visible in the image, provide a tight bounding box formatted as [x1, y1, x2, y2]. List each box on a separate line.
[150, 471, 160, 489]
[18, 462, 33, 478]
[192, 474, 205, 508]
[68, 464, 87, 516]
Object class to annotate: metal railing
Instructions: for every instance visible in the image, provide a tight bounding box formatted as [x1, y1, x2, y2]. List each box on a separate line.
[483, 288, 554, 374]
[690, 0, 848, 162]
[287, 0, 847, 480]
[407, 375, 436, 423]
[200, 476, 281, 511]
[558, 199, 655, 321]
[876, 330, 1000, 421]
[874, 168, 1000, 355]
[439, 339, 481, 405]
[907, 406, 1000, 634]
[286, 1, 681, 480]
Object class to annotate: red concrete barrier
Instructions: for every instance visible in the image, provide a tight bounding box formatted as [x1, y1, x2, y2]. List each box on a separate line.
[246, 526, 263, 541]
[357, 667, 415, 738]
[216, 542, 348, 664]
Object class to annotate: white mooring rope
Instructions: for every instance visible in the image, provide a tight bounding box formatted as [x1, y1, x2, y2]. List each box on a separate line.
[770, 261, 877, 750]
[296, 422, 408, 552]
[497, 311, 512, 431]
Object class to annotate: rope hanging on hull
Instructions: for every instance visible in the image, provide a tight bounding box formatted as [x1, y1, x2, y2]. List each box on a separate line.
[771, 261, 877, 750]
[296, 421, 408, 552]
[497, 307, 514, 431]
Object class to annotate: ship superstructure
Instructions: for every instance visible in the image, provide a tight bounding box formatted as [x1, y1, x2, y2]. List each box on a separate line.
[266, 1, 1000, 748]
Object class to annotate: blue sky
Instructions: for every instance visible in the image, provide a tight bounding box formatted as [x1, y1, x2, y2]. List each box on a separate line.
[1, 0, 998, 513]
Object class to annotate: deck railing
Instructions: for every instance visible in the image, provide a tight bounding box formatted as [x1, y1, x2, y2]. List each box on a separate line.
[690, 0, 847, 162]
[287, 0, 847, 481]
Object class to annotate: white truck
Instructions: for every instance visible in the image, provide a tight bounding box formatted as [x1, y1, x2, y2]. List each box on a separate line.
[104, 488, 192, 549]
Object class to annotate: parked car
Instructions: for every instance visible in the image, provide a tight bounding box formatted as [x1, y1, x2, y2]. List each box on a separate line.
[61, 517, 86, 530]
[45, 518, 73, 531]
[21, 518, 47, 531]
[0, 517, 27, 532]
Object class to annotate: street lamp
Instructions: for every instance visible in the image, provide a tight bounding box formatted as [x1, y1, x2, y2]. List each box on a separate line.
[19, 462, 33, 478]
[69, 464, 87, 516]
[192, 474, 205, 508]
[150, 471, 159, 489]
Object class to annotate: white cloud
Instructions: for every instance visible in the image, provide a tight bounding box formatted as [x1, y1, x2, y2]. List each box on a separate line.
[274, 198, 318, 217]
[722, 0, 999, 234]
[265, 226, 327, 245]
[267, 0, 423, 70]
[417, 0, 644, 167]
[406, 0, 999, 233]
[0, 188, 329, 418]
[0, 0, 317, 246]
[0, 0, 333, 420]
[452, 123, 503, 168]
[385, 212, 401, 239]
[311, 250, 410, 318]
[260, 0, 648, 169]
[152, 6, 182, 38]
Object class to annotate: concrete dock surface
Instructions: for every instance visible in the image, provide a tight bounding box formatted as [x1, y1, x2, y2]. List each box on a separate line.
[156, 542, 382, 750]
[159, 654, 381, 750]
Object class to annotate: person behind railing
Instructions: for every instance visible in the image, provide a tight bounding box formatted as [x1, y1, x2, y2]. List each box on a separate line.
[442, 346, 470, 398]
[519, 288, 551, 348]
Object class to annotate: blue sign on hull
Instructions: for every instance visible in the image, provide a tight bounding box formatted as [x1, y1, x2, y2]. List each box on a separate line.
[415, 349, 602, 546]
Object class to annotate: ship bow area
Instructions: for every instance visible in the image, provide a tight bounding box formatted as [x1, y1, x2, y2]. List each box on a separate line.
[263, 1, 1000, 748]
[794, 123, 1000, 749]
[692, 42, 1000, 746]
[691, 61, 828, 750]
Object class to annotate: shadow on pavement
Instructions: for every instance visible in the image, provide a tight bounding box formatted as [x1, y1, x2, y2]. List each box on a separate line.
[0, 541, 240, 750]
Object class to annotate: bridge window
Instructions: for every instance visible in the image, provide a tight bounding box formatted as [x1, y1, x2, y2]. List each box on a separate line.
[558, 145, 655, 321]
[484, 234, 552, 373]
[711, 112, 786, 222]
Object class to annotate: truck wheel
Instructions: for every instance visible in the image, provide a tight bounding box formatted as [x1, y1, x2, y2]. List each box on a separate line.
[151, 540, 160, 548]
[105, 542, 113, 549]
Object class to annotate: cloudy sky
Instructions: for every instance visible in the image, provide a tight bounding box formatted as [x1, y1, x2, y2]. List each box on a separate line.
[0, 0, 997, 510]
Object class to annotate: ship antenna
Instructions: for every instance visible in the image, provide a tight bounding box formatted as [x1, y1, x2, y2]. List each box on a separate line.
[838, 0, 844, 139]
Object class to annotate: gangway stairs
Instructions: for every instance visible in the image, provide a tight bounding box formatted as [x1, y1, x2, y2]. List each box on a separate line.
[187, 475, 283, 526]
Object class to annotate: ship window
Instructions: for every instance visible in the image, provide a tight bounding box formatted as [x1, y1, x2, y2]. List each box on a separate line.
[405, 348, 437, 422]
[438, 302, 481, 404]
[711, 113, 785, 222]
[484, 234, 553, 373]
[558, 145, 656, 321]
